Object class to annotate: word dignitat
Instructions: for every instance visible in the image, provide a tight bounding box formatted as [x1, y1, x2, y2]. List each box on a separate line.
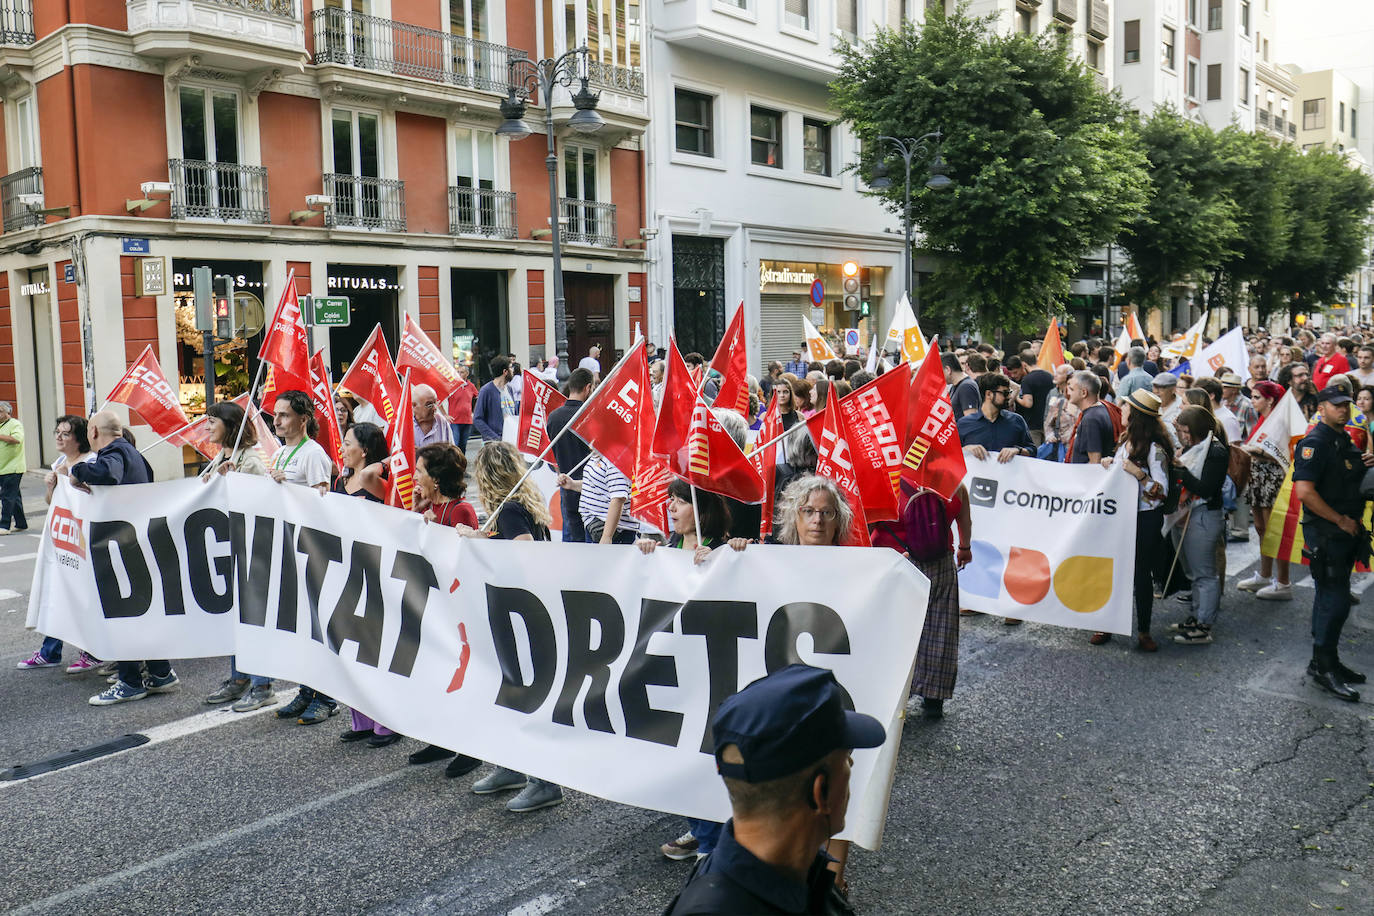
[663, 664, 885, 916]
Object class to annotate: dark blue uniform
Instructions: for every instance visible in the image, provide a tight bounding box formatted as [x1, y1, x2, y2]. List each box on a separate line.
[1292, 419, 1368, 691]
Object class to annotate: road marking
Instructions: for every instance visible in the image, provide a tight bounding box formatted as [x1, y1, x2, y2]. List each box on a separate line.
[1291, 572, 1374, 594]
[0, 588, 21, 600]
[7, 768, 410, 915]
[508, 894, 567, 916]
[1225, 539, 1261, 577]
[0, 551, 37, 564]
[0, 698, 288, 790]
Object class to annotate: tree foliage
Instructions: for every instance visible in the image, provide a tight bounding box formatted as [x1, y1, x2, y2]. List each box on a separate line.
[831, 10, 1149, 335]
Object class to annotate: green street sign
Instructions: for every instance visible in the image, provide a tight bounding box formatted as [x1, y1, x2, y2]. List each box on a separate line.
[310, 295, 351, 327]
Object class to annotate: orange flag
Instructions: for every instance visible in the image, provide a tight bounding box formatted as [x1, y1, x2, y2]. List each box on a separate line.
[1037, 319, 1066, 371]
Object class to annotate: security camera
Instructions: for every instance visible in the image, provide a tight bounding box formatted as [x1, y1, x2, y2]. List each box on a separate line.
[305, 194, 333, 209]
[17, 193, 43, 210]
[140, 181, 173, 197]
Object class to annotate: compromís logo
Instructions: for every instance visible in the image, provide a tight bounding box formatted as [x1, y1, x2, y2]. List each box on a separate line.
[968, 477, 998, 508]
[997, 488, 1117, 519]
[49, 506, 86, 566]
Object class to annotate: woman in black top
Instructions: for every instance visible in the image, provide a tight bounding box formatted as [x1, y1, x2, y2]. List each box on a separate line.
[331, 422, 387, 502]
[461, 442, 563, 812]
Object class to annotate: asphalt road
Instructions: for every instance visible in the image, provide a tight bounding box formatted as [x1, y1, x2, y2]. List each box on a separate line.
[2, 470, 1371, 915]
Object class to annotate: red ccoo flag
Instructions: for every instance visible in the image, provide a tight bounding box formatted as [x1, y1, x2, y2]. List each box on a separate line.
[398, 313, 462, 401]
[338, 325, 403, 427]
[258, 271, 311, 392]
[806, 405, 871, 546]
[106, 345, 192, 439]
[386, 371, 417, 509]
[748, 390, 784, 537]
[707, 305, 749, 416]
[570, 339, 653, 481]
[168, 415, 220, 460]
[901, 340, 966, 499]
[837, 366, 910, 523]
[654, 340, 764, 504]
[517, 369, 567, 459]
[230, 393, 282, 465]
[309, 350, 344, 469]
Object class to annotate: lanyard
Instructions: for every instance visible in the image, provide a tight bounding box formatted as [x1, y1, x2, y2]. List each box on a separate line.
[273, 439, 308, 471]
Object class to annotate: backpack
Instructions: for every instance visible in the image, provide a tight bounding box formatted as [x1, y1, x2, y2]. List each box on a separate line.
[1064, 402, 1123, 462]
[901, 488, 952, 562]
[1226, 443, 1252, 493]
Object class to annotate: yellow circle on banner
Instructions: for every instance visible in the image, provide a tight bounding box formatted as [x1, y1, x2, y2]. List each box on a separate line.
[1003, 546, 1052, 605]
[1053, 556, 1114, 613]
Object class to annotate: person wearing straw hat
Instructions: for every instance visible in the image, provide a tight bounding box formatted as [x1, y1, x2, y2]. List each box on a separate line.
[1089, 389, 1173, 651]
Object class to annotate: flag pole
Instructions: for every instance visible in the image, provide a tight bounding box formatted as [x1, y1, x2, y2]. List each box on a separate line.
[690, 482, 703, 546]
[227, 269, 296, 461]
[136, 426, 190, 455]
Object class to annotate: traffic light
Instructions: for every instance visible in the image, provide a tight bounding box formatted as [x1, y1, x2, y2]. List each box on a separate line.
[842, 260, 860, 311]
[214, 275, 236, 339]
[859, 269, 871, 318]
[192, 266, 214, 332]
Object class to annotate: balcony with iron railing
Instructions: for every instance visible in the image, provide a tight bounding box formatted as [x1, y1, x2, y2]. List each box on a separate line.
[127, 0, 306, 66]
[1258, 109, 1271, 128]
[169, 159, 270, 223]
[0, 166, 43, 233]
[0, 0, 34, 45]
[311, 7, 524, 94]
[449, 186, 516, 239]
[323, 174, 406, 232]
[560, 198, 617, 248]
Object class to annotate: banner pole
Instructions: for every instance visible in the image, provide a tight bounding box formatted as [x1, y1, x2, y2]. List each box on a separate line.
[1160, 507, 1193, 600]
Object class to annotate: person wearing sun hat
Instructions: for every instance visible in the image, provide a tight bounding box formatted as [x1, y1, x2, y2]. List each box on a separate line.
[1087, 388, 1174, 652]
[662, 664, 885, 915]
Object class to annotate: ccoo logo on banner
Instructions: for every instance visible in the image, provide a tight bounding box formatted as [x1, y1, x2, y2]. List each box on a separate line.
[957, 458, 1137, 635]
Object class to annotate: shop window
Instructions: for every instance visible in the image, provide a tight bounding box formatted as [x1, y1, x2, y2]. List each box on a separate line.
[750, 106, 782, 168]
[803, 118, 832, 176]
[675, 89, 714, 157]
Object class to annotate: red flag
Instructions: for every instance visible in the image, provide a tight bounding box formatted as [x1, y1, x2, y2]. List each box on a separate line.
[106, 345, 192, 439]
[708, 305, 749, 416]
[806, 406, 871, 546]
[259, 271, 311, 391]
[653, 340, 764, 503]
[901, 341, 966, 499]
[398, 313, 462, 401]
[517, 369, 567, 459]
[338, 325, 403, 427]
[749, 391, 783, 537]
[570, 340, 652, 481]
[628, 458, 673, 533]
[309, 350, 344, 469]
[168, 415, 220, 460]
[230, 393, 281, 465]
[386, 371, 416, 509]
[837, 367, 910, 523]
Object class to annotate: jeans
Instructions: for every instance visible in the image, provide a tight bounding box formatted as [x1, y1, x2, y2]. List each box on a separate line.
[1134, 508, 1164, 634]
[561, 491, 585, 543]
[688, 818, 723, 856]
[40, 636, 63, 662]
[0, 473, 25, 530]
[229, 656, 271, 687]
[118, 659, 171, 687]
[1304, 526, 1356, 653]
[1180, 506, 1223, 625]
[583, 521, 637, 545]
[450, 423, 472, 453]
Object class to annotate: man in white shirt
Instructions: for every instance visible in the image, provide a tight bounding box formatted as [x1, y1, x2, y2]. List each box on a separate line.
[578, 345, 602, 382]
[411, 383, 452, 449]
[1351, 344, 1374, 387]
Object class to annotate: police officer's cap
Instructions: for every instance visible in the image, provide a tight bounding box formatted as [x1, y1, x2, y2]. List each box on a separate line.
[711, 664, 886, 783]
[1318, 385, 1353, 405]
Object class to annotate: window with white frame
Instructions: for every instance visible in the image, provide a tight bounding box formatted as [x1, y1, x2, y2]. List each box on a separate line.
[836, 0, 858, 40]
[180, 86, 240, 166]
[1240, 0, 1250, 34]
[562, 143, 610, 244]
[330, 107, 384, 224]
[454, 127, 496, 191]
[1162, 26, 1175, 70]
[563, 144, 598, 202]
[1123, 19, 1140, 62]
[802, 118, 831, 176]
[14, 96, 37, 170]
[750, 106, 783, 168]
[1187, 0, 1199, 27]
[1086, 38, 1103, 72]
[449, 0, 487, 41]
[549, 1, 641, 73]
[1239, 68, 1249, 106]
[1207, 0, 1221, 30]
[785, 0, 810, 31]
[1187, 59, 1199, 99]
[675, 89, 715, 157]
[175, 86, 254, 219]
[1302, 98, 1325, 130]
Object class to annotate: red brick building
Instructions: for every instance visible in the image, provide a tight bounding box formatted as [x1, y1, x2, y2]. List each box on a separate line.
[0, 0, 647, 473]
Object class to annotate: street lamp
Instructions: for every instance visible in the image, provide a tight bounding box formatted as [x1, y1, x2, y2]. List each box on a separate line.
[869, 131, 951, 321]
[496, 47, 604, 382]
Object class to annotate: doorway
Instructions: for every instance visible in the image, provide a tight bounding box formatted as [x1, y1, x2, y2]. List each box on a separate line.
[327, 265, 400, 377]
[451, 268, 508, 386]
[563, 273, 615, 369]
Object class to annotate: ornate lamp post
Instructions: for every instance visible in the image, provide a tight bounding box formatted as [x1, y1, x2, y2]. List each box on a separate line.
[869, 131, 951, 321]
[496, 47, 604, 382]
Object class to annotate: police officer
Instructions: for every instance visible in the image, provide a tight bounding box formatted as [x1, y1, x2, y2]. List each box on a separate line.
[1292, 384, 1371, 702]
[662, 665, 886, 915]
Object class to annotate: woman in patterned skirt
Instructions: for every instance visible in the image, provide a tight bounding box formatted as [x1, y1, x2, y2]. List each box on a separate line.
[1237, 380, 1292, 601]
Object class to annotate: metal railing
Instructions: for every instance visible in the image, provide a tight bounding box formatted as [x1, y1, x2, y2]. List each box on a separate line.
[585, 59, 645, 96]
[0, 0, 34, 44]
[0, 167, 43, 233]
[311, 7, 525, 92]
[1273, 115, 1286, 133]
[1257, 109, 1271, 127]
[169, 159, 270, 223]
[449, 185, 516, 238]
[323, 173, 406, 232]
[559, 198, 616, 248]
[205, 0, 299, 19]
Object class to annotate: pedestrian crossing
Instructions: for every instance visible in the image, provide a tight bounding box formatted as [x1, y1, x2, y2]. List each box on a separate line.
[1222, 533, 1374, 594]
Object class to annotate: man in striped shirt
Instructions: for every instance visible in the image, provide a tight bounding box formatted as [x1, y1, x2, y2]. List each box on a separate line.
[570, 451, 640, 545]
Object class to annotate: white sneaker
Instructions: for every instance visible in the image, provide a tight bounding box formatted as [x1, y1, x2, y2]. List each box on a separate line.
[1256, 582, 1293, 601]
[1237, 574, 1268, 592]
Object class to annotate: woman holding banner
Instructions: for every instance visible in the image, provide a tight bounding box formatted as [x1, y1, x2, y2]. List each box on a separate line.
[200, 402, 279, 712]
[1089, 389, 1172, 652]
[459, 442, 565, 813]
[1169, 406, 1230, 645]
[1237, 381, 1292, 600]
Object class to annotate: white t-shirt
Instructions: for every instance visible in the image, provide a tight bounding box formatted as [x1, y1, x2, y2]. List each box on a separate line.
[1216, 405, 1242, 444]
[1112, 442, 1169, 511]
[578, 356, 601, 375]
[271, 437, 332, 488]
[1350, 367, 1374, 387]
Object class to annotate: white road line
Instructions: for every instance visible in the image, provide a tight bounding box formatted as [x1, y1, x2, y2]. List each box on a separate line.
[1225, 539, 1261, 577]
[0, 588, 21, 600]
[1291, 572, 1374, 594]
[0, 698, 288, 790]
[8, 768, 410, 915]
[508, 894, 568, 916]
[0, 551, 37, 564]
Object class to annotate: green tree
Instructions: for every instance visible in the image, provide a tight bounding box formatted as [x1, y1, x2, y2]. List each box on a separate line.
[831, 10, 1148, 334]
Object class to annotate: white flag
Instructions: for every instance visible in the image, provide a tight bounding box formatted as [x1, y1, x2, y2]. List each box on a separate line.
[1246, 390, 1308, 466]
[883, 294, 928, 364]
[1196, 326, 1249, 381]
[803, 315, 837, 362]
[1162, 312, 1208, 360]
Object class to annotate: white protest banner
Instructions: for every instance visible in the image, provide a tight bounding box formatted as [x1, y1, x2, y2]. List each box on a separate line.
[28, 474, 928, 849]
[956, 458, 1136, 635]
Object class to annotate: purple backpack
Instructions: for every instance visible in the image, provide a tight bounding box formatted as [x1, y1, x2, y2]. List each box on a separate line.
[902, 489, 950, 562]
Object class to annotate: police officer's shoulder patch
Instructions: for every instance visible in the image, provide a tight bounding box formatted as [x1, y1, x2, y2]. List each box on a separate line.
[1301, 446, 1315, 459]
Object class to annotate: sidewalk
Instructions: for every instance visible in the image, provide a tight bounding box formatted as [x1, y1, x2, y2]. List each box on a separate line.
[9, 470, 50, 527]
